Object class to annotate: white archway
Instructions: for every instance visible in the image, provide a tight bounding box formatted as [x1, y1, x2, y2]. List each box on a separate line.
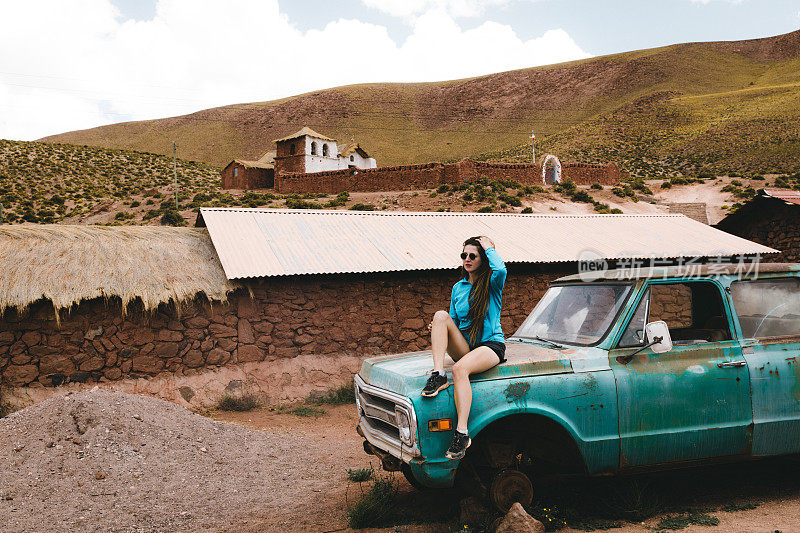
[541, 154, 562, 185]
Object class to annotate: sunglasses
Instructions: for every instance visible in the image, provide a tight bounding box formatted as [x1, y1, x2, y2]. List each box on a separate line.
[460, 252, 478, 260]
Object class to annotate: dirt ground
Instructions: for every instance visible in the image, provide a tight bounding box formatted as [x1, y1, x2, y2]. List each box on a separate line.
[4, 389, 800, 533]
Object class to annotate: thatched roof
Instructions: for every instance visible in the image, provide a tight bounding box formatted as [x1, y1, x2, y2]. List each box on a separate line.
[338, 143, 370, 159]
[273, 127, 336, 143]
[233, 159, 273, 170]
[257, 150, 276, 164]
[0, 225, 239, 316]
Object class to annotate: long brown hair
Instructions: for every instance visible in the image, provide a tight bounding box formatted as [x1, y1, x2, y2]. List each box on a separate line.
[461, 236, 492, 345]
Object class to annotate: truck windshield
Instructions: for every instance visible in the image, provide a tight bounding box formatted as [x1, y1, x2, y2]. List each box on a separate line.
[513, 283, 633, 346]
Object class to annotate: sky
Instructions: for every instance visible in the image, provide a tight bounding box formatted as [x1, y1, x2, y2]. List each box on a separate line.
[0, 0, 798, 141]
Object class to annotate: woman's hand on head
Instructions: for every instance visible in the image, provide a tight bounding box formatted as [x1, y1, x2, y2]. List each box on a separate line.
[477, 236, 494, 250]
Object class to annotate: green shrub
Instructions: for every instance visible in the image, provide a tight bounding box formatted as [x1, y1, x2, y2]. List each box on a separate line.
[325, 191, 350, 207]
[114, 211, 133, 221]
[553, 178, 576, 195]
[498, 192, 522, 207]
[521, 207, 533, 213]
[661, 181, 672, 189]
[216, 394, 260, 412]
[346, 477, 399, 529]
[285, 198, 321, 209]
[730, 179, 743, 187]
[437, 184, 450, 193]
[160, 209, 186, 226]
[130, 200, 141, 208]
[347, 467, 373, 482]
[570, 191, 594, 203]
[462, 192, 474, 202]
[307, 383, 355, 405]
[590, 183, 603, 190]
[477, 205, 494, 213]
[656, 512, 719, 530]
[349, 203, 376, 211]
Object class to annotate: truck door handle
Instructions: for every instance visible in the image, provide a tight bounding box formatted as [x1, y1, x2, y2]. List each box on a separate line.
[717, 361, 747, 368]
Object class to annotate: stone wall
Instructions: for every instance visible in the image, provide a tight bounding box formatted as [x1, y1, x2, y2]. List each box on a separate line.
[0, 265, 569, 403]
[220, 163, 273, 190]
[274, 158, 627, 194]
[716, 199, 799, 263]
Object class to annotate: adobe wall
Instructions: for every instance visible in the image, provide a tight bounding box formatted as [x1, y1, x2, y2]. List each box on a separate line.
[274, 158, 627, 194]
[0, 265, 570, 407]
[221, 164, 273, 189]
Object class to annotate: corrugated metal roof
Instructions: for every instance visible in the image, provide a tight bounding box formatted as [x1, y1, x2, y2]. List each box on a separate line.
[198, 208, 779, 280]
[764, 188, 800, 206]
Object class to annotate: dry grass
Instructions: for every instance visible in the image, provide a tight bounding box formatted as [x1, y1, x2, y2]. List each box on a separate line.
[0, 225, 238, 317]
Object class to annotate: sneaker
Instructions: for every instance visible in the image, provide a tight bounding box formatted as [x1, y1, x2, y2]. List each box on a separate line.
[421, 371, 449, 397]
[445, 431, 471, 460]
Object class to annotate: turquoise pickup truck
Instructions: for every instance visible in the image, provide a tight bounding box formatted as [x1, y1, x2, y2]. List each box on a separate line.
[355, 263, 800, 510]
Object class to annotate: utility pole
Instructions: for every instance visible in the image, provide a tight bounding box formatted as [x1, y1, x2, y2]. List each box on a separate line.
[173, 141, 178, 211]
[530, 131, 536, 165]
[0, 202, 4, 224]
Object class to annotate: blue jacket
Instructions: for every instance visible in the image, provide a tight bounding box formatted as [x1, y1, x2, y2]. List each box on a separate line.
[449, 247, 507, 346]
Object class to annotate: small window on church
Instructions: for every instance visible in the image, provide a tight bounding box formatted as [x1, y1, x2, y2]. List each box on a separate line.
[289, 143, 296, 155]
[233, 167, 239, 177]
[311, 141, 317, 155]
[350, 155, 354, 162]
[322, 144, 329, 156]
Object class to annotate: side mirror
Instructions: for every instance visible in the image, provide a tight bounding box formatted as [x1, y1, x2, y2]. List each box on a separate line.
[616, 320, 674, 364]
[645, 321, 673, 354]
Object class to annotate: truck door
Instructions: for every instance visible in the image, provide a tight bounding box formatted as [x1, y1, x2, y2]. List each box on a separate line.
[729, 276, 800, 456]
[609, 280, 753, 468]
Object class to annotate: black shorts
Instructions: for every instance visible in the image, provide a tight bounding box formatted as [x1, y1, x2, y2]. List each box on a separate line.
[470, 341, 506, 364]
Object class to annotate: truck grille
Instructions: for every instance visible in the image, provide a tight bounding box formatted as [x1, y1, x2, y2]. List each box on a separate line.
[354, 375, 418, 455]
[358, 387, 400, 439]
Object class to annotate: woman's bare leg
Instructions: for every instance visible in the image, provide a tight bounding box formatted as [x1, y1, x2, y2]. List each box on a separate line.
[451, 347, 501, 432]
[430, 310, 470, 373]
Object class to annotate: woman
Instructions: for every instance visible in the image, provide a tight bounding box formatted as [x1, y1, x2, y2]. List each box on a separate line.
[421, 235, 507, 459]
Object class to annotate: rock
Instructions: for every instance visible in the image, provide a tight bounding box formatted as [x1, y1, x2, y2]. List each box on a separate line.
[238, 319, 255, 344]
[84, 326, 103, 341]
[185, 316, 210, 329]
[209, 324, 237, 338]
[217, 338, 237, 352]
[494, 503, 544, 533]
[459, 496, 488, 527]
[131, 329, 155, 346]
[153, 342, 179, 359]
[131, 355, 163, 373]
[39, 353, 76, 375]
[183, 350, 204, 368]
[205, 348, 228, 365]
[293, 334, 314, 346]
[0, 331, 15, 345]
[237, 345, 263, 363]
[21, 331, 41, 346]
[402, 318, 425, 330]
[103, 367, 122, 380]
[157, 330, 183, 342]
[179, 385, 195, 402]
[79, 356, 105, 372]
[3, 364, 38, 386]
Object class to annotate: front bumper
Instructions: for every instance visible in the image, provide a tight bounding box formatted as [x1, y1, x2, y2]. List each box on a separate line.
[354, 374, 458, 488]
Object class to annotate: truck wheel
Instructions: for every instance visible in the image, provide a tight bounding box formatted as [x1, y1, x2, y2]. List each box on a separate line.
[489, 469, 534, 513]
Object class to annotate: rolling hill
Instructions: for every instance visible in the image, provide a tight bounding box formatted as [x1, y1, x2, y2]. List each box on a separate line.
[39, 30, 800, 177]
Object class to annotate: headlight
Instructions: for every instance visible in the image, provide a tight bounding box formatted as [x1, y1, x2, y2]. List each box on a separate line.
[395, 407, 413, 446]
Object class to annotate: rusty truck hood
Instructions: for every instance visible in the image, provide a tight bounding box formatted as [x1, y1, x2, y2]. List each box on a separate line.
[358, 340, 610, 397]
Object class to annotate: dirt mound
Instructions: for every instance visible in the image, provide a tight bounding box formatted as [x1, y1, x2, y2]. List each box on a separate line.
[0, 389, 335, 532]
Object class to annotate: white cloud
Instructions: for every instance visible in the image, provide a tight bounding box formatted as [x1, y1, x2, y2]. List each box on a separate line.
[0, 0, 589, 140]
[361, 0, 524, 18]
